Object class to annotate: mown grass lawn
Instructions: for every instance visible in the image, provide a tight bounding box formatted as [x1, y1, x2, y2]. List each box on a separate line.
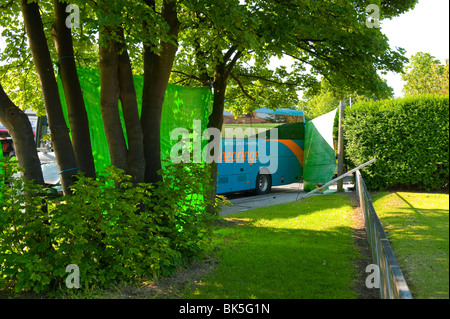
[185, 195, 360, 299]
[371, 192, 449, 299]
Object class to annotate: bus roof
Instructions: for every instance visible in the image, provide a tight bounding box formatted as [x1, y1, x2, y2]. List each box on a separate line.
[253, 107, 304, 117]
[223, 107, 304, 117]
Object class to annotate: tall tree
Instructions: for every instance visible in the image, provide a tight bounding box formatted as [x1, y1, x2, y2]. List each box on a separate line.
[141, 0, 181, 183]
[172, 0, 418, 210]
[20, 0, 78, 195]
[175, 0, 417, 126]
[94, 0, 148, 183]
[99, 26, 128, 172]
[0, 81, 44, 184]
[117, 30, 146, 184]
[402, 52, 449, 96]
[52, 0, 96, 178]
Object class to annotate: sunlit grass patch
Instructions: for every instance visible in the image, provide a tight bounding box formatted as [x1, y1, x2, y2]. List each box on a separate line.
[185, 195, 359, 299]
[372, 192, 449, 299]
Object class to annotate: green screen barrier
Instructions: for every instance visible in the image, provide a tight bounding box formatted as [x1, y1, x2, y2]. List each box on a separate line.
[303, 109, 337, 191]
[57, 67, 213, 173]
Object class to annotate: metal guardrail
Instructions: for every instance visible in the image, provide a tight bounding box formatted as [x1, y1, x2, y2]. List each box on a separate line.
[355, 169, 413, 299]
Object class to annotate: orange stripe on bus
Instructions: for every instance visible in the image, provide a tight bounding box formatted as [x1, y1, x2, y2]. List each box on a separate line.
[267, 139, 304, 167]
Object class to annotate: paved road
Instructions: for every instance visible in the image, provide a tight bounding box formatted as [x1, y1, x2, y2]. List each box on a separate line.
[220, 179, 355, 215]
[220, 183, 304, 215]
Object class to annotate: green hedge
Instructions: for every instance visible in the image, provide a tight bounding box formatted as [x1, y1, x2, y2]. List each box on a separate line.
[343, 94, 449, 190]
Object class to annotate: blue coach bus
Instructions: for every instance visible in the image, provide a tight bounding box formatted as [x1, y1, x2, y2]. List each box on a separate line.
[216, 108, 305, 195]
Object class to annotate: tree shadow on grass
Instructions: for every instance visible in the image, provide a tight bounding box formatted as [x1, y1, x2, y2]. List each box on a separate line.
[374, 192, 448, 243]
[188, 225, 359, 299]
[371, 192, 449, 299]
[187, 195, 361, 299]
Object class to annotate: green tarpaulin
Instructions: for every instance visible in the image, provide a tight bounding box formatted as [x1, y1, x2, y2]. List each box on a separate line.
[57, 67, 213, 173]
[303, 109, 337, 191]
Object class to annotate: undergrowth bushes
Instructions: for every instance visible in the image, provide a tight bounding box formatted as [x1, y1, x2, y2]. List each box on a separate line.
[0, 159, 219, 295]
[344, 94, 449, 190]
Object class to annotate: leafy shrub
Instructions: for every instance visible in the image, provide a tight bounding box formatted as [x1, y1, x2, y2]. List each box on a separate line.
[0, 159, 55, 293]
[157, 162, 217, 260]
[0, 160, 219, 294]
[343, 94, 449, 190]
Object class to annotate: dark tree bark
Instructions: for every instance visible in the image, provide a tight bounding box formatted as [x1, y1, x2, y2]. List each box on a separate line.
[99, 30, 128, 172]
[205, 48, 242, 214]
[52, 0, 96, 178]
[20, 0, 78, 195]
[141, 0, 180, 183]
[0, 82, 44, 185]
[117, 34, 146, 184]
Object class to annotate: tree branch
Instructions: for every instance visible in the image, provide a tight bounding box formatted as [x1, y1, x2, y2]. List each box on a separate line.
[224, 50, 242, 79]
[230, 73, 255, 101]
[0, 0, 14, 9]
[235, 72, 299, 87]
[223, 46, 237, 63]
[171, 70, 203, 83]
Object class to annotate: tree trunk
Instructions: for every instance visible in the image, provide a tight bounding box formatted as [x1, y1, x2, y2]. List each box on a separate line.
[52, 0, 96, 178]
[99, 30, 128, 172]
[20, 0, 78, 195]
[205, 49, 242, 214]
[205, 63, 227, 214]
[141, 0, 180, 184]
[0, 83, 44, 185]
[117, 31, 145, 183]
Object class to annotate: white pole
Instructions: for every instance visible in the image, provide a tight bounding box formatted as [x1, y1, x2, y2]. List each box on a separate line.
[301, 158, 377, 199]
[337, 100, 345, 192]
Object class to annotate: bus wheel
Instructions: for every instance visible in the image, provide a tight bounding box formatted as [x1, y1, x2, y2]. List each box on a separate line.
[255, 173, 272, 195]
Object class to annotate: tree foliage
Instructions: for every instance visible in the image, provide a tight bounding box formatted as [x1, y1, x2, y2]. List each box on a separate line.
[174, 0, 417, 114]
[300, 78, 394, 120]
[402, 52, 449, 96]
